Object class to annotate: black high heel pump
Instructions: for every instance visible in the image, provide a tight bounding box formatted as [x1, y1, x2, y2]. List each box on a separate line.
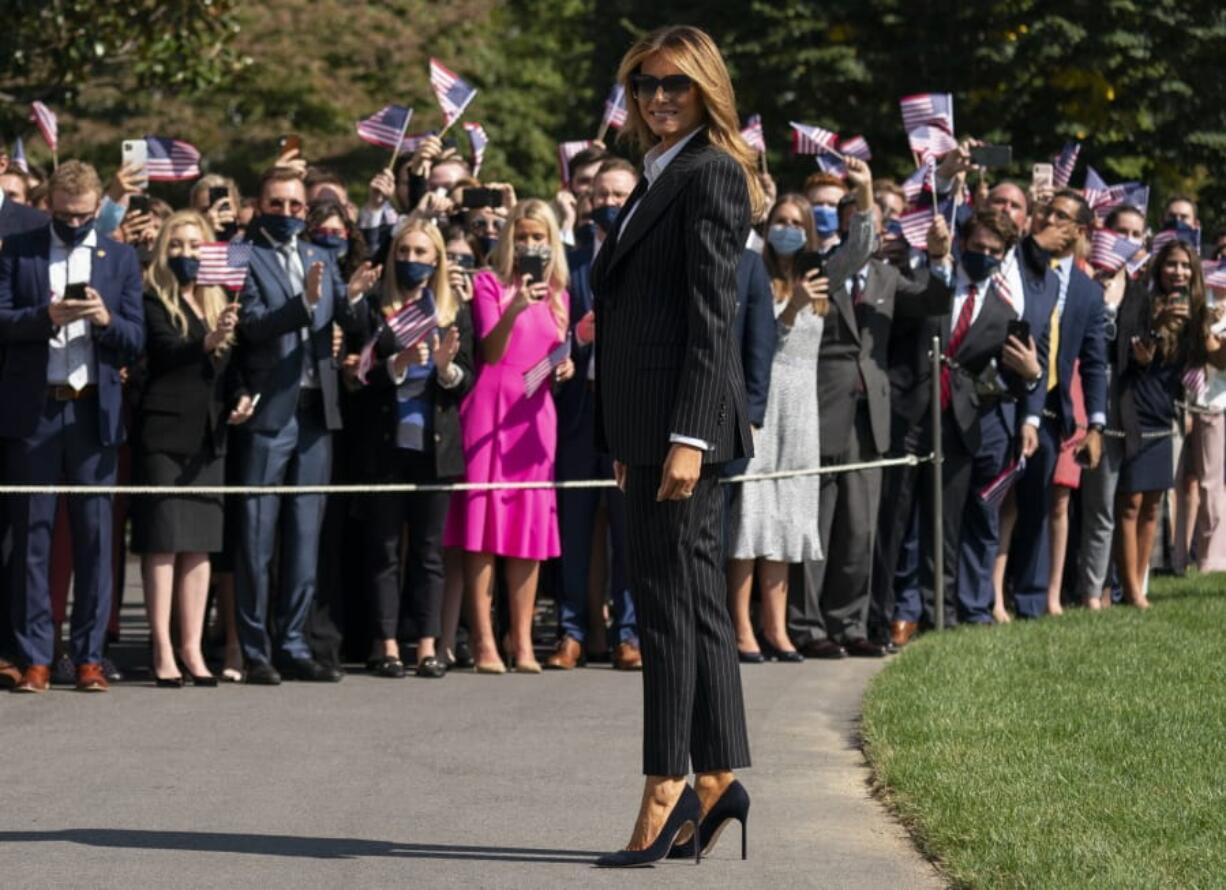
[595, 784, 703, 867]
[668, 780, 750, 860]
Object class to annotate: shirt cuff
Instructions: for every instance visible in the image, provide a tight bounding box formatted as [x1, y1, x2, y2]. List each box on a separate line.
[930, 262, 954, 285]
[358, 205, 397, 229]
[669, 433, 711, 451]
[1089, 412, 1107, 428]
[437, 363, 464, 389]
[388, 356, 407, 385]
[1024, 415, 1041, 430]
[561, 226, 575, 247]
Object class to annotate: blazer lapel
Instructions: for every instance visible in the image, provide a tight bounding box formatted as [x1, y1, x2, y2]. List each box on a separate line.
[32, 229, 52, 306]
[88, 239, 109, 310]
[251, 243, 293, 305]
[298, 240, 328, 330]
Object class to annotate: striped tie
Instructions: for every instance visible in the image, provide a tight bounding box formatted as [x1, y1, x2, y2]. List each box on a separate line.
[941, 285, 977, 411]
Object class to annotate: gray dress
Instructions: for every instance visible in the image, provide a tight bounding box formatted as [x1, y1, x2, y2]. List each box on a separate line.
[729, 303, 823, 562]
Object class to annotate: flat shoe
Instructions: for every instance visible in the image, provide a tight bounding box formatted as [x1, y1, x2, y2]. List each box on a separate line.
[475, 661, 507, 675]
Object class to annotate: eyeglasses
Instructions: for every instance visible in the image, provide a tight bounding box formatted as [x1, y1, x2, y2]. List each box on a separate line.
[629, 73, 694, 101]
[267, 197, 305, 213]
[447, 252, 476, 269]
[1038, 205, 1076, 224]
[469, 218, 505, 234]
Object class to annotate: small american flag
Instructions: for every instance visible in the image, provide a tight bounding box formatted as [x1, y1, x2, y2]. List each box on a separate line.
[790, 122, 839, 156]
[897, 205, 934, 249]
[740, 114, 766, 153]
[144, 137, 202, 182]
[839, 135, 872, 161]
[1052, 142, 1080, 188]
[356, 105, 413, 151]
[908, 125, 957, 162]
[30, 101, 58, 152]
[1204, 261, 1226, 291]
[197, 241, 252, 291]
[901, 156, 937, 206]
[1151, 221, 1202, 255]
[1083, 166, 1109, 210]
[1089, 229, 1143, 274]
[816, 152, 845, 176]
[1183, 367, 1208, 402]
[602, 83, 628, 130]
[463, 122, 488, 177]
[900, 93, 954, 135]
[977, 457, 1026, 508]
[523, 336, 571, 398]
[558, 139, 594, 185]
[10, 136, 28, 173]
[357, 292, 438, 385]
[430, 58, 478, 128]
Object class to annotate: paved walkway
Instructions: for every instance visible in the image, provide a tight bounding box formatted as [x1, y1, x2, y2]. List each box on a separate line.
[1, 623, 942, 889]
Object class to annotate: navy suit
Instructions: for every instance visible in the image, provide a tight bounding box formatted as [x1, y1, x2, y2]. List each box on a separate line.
[0, 225, 143, 667]
[232, 233, 355, 666]
[0, 197, 48, 243]
[1008, 264, 1107, 615]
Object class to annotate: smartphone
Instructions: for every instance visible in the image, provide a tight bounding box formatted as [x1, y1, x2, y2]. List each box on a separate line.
[208, 185, 230, 209]
[970, 144, 1013, 168]
[793, 250, 825, 280]
[462, 187, 503, 210]
[121, 139, 147, 170]
[519, 253, 546, 285]
[884, 219, 904, 238]
[127, 194, 150, 215]
[1169, 289, 1190, 306]
[63, 282, 89, 302]
[1032, 163, 1054, 192]
[1007, 319, 1031, 343]
[278, 134, 302, 155]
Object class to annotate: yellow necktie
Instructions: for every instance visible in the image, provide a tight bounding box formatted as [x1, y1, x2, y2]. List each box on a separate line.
[1047, 259, 1061, 392]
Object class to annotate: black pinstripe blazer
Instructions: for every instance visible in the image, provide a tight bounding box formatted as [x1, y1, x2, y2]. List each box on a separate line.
[590, 129, 753, 466]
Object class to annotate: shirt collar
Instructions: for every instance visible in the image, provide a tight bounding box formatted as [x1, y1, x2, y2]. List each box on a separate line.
[643, 127, 703, 187]
[1054, 254, 1073, 281]
[49, 225, 99, 251]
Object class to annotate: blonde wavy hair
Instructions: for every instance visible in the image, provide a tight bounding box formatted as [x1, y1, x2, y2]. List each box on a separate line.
[616, 25, 765, 219]
[489, 198, 569, 335]
[145, 210, 231, 347]
[380, 217, 457, 327]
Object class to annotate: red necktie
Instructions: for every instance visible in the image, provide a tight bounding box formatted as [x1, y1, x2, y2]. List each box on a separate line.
[940, 285, 977, 411]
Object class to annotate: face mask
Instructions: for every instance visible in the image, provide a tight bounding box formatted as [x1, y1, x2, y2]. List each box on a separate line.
[167, 255, 200, 284]
[478, 234, 499, 257]
[591, 205, 621, 233]
[767, 225, 805, 256]
[812, 205, 839, 237]
[395, 260, 436, 291]
[311, 232, 349, 257]
[52, 217, 95, 248]
[961, 250, 1001, 283]
[258, 214, 306, 244]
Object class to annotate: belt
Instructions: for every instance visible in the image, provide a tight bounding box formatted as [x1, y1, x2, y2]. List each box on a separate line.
[48, 383, 97, 401]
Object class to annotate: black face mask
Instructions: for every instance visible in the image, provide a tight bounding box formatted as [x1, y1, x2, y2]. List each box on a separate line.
[591, 205, 621, 233]
[478, 234, 499, 257]
[52, 217, 95, 248]
[167, 255, 200, 284]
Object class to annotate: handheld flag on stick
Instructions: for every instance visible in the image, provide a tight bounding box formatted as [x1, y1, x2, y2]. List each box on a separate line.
[838, 135, 871, 161]
[144, 137, 202, 182]
[430, 58, 478, 135]
[30, 101, 58, 166]
[523, 336, 571, 398]
[900, 156, 937, 206]
[977, 456, 1027, 508]
[597, 83, 627, 142]
[900, 93, 954, 135]
[1089, 230, 1144, 274]
[463, 122, 488, 178]
[357, 292, 438, 385]
[1052, 142, 1080, 189]
[1151, 221, 1202, 255]
[197, 241, 253, 291]
[908, 125, 957, 163]
[790, 122, 839, 157]
[558, 140, 594, 186]
[357, 105, 414, 151]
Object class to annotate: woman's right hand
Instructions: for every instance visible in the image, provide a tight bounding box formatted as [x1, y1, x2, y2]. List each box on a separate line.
[512, 274, 550, 311]
[449, 269, 473, 303]
[790, 271, 829, 315]
[1131, 336, 1156, 367]
[206, 198, 235, 235]
[367, 167, 395, 209]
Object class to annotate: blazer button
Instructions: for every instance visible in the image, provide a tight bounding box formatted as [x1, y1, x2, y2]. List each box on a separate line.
[434, 433, 442, 443]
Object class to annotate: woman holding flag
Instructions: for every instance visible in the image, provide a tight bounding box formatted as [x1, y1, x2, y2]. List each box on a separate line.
[442, 199, 573, 674]
[353, 218, 473, 679]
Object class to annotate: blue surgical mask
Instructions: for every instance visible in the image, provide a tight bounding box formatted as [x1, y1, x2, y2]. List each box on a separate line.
[478, 234, 499, 257]
[591, 205, 621, 233]
[258, 214, 306, 244]
[52, 217, 95, 248]
[767, 225, 806, 256]
[812, 205, 839, 237]
[167, 255, 200, 284]
[961, 250, 1001, 283]
[311, 232, 349, 257]
[395, 260, 436, 291]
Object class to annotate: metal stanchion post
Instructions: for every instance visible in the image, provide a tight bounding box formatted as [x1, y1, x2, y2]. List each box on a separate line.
[930, 335, 945, 632]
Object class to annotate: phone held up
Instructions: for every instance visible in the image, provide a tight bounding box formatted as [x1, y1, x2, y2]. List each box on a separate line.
[519, 253, 547, 287]
[1031, 163, 1054, 193]
[208, 186, 230, 210]
[461, 187, 503, 210]
[278, 134, 302, 156]
[121, 139, 147, 171]
[970, 144, 1012, 169]
[63, 282, 89, 302]
[1007, 319, 1031, 344]
[793, 250, 825, 281]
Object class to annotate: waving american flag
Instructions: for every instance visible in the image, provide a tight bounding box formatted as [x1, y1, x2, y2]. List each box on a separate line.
[197, 241, 253, 291]
[900, 93, 954, 135]
[1089, 230, 1143, 274]
[1052, 142, 1081, 188]
[30, 101, 58, 153]
[356, 105, 413, 150]
[740, 114, 766, 153]
[145, 137, 202, 182]
[790, 122, 839, 156]
[523, 337, 571, 398]
[430, 58, 478, 128]
[601, 83, 628, 131]
[463, 122, 488, 177]
[356, 292, 438, 385]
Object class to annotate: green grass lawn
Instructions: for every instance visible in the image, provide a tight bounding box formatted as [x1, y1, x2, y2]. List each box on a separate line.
[861, 574, 1226, 889]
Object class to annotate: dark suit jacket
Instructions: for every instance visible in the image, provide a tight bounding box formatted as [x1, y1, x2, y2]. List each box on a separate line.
[0, 226, 144, 446]
[235, 234, 354, 433]
[136, 293, 234, 458]
[0, 198, 48, 243]
[1114, 278, 1166, 459]
[350, 292, 475, 480]
[591, 129, 753, 466]
[735, 249, 776, 429]
[1052, 265, 1108, 438]
[819, 257, 952, 458]
[557, 244, 596, 446]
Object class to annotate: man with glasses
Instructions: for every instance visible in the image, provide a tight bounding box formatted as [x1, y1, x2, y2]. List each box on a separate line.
[0, 160, 143, 693]
[232, 166, 356, 685]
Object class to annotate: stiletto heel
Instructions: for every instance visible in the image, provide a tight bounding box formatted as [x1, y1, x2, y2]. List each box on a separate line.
[741, 817, 747, 860]
[594, 785, 702, 868]
[668, 780, 751, 860]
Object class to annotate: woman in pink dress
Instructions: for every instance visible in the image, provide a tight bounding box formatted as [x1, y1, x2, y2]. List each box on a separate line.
[443, 199, 574, 673]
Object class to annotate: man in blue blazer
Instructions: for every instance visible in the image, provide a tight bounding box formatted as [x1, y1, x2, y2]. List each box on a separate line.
[1007, 190, 1108, 617]
[232, 166, 354, 685]
[0, 171, 48, 245]
[0, 161, 143, 693]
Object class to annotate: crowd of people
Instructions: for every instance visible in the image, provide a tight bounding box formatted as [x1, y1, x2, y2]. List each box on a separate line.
[0, 101, 1222, 694]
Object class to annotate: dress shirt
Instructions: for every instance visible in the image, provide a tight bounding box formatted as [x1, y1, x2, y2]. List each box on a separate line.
[47, 227, 98, 389]
[263, 228, 319, 391]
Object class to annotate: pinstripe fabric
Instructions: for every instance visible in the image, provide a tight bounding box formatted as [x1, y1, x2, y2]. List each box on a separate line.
[591, 129, 752, 776]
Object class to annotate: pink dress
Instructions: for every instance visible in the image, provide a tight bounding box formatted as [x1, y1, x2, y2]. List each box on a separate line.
[443, 270, 565, 559]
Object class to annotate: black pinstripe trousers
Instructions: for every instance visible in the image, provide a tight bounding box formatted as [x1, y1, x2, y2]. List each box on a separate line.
[623, 464, 751, 776]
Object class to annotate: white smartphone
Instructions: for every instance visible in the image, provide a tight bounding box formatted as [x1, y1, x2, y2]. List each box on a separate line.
[1032, 163, 1054, 193]
[121, 139, 147, 171]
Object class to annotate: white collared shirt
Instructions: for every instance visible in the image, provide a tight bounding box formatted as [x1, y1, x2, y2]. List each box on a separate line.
[1053, 254, 1073, 318]
[617, 126, 703, 238]
[47, 227, 98, 388]
[264, 229, 321, 391]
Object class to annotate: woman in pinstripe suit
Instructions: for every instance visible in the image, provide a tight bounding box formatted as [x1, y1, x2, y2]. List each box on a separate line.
[591, 26, 766, 867]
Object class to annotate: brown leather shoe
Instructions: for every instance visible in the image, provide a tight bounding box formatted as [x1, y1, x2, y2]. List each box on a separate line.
[75, 663, 109, 692]
[0, 658, 22, 690]
[12, 664, 51, 694]
[612, 641, 643, 671]
[890, 620, 919, 647]
[544, 636, 583, 670]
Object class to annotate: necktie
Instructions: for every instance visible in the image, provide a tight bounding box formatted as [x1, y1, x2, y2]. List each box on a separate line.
[941, 285, 976, 411]
[1047, 260, 1063, 393]
[66, 244, 90, 390]
[281, 242, 305, 297]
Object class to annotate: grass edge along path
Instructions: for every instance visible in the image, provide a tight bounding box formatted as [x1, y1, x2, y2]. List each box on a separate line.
[860, 575, 1226, 890]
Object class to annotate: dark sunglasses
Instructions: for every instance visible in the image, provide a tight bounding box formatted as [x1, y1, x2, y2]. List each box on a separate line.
[629, 73, 693, 100]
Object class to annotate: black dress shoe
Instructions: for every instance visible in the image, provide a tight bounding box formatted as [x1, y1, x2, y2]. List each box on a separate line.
[416, 656, 447, 678]
[799, 639, 847, 659]
[843, 638, 888, 658]
[155, 675, 185, 689]
[452, 640, 475, 669]
[738, 649, 766, 664]
[595, 785, 702, 867]
[669, 779, 751, 860]
[246, 662, 282, 685]
[100, 656, 124, 683]
[281, 658, 343, 682]
[367, 656, 406, 678]
[760, 639, 805, 663]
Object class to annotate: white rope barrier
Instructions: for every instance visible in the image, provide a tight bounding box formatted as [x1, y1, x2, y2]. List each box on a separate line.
[0, 453, 933, 497]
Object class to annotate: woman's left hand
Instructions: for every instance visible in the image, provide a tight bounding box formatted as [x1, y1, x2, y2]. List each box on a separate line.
[554, 357, 575, 384]
[432, 327, 461, 374]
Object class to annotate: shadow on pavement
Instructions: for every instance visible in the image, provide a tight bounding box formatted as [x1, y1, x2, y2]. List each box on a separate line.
[0, 829, 602, 864]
